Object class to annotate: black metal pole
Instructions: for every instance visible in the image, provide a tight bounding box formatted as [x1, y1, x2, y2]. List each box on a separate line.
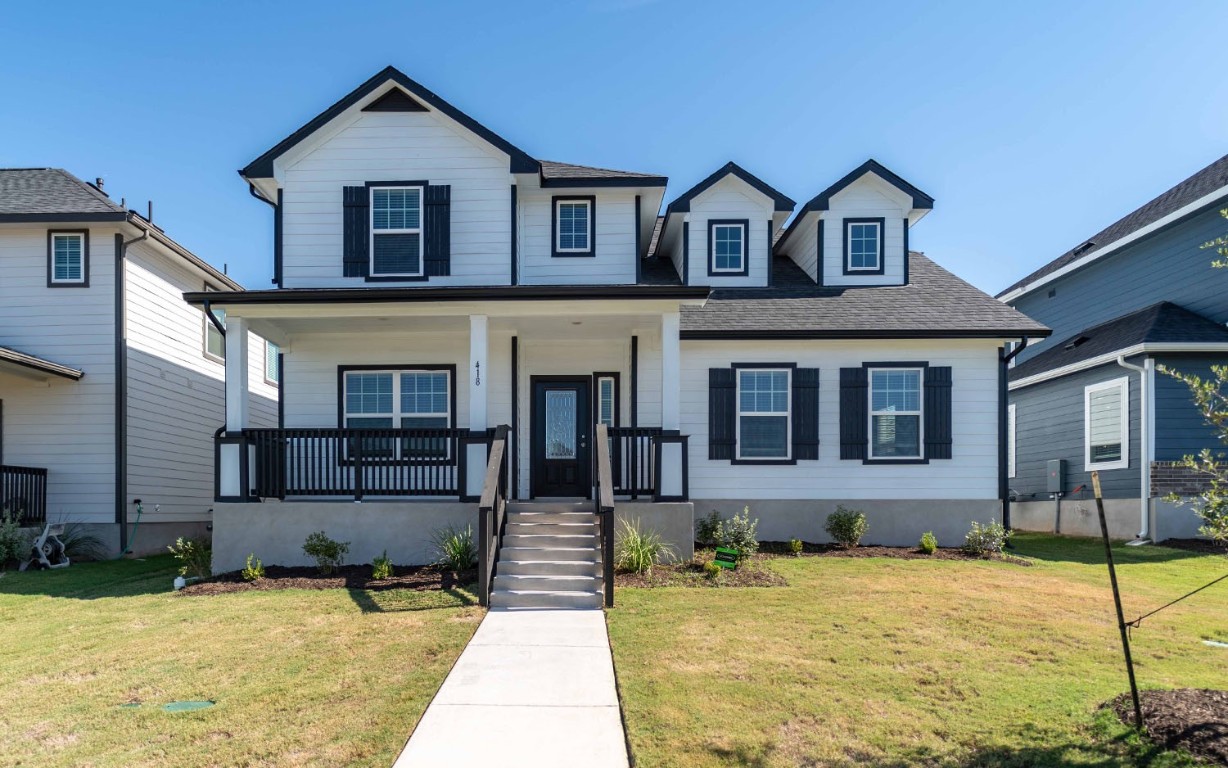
[1091, 471, 1144, 730]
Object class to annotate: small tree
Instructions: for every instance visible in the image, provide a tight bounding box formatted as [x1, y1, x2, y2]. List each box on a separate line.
[1156, 364, 1228, 544]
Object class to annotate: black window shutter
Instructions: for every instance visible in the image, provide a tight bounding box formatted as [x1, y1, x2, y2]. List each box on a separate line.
[924, 366, 953, 459]
[342, 186, 369, 277]
[839, 367, 868, 460]
[792, 368, 820, 460]
[424, 184, 451, 277]
[708, 368, 736, 461]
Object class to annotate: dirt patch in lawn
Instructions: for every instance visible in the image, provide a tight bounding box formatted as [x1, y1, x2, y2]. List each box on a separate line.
[616, 552, 787, 588]
[1159, 538, 1228, 556]
[179, 564, 476, 596]
[758, 540, 1032, 566]
[1110, 689, 1228, 765]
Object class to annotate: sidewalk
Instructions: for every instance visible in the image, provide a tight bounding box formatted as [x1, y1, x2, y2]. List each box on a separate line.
[393, 609, 629, 767]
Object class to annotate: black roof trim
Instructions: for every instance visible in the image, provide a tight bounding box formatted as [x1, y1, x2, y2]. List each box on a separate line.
[240, 66, 540, 179]
[540, 175, 668, 189]
[681, 329, 1045, 341]
[775, 159, 934, 253]
[0, 212, 128, 223]
[184, 284, 710, 306]
[0, 345, 84, 380]
[664, 161, 795, 215]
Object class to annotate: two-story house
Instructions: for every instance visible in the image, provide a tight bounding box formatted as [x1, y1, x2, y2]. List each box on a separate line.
[999, 153, 1228, 542]
[192, 67, 1045, 607]
[0, 168, 277, 556]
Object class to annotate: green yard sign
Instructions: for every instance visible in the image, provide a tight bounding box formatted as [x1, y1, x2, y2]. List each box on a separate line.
[714, 547, 739, 569]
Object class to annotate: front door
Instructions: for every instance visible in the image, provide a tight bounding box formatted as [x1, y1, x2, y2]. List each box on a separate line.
[531, 378, 590, 498]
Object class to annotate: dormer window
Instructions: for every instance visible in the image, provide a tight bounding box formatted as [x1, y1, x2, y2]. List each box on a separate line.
[708, 219, 748, 276]
[552, 196, 594, 257]
[370, 186, 424, 276]
[844, 218, 884, 274]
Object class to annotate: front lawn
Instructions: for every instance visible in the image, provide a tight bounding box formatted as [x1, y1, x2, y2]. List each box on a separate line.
[0, 556, 481, 767]
[607, 533, 1228, 766]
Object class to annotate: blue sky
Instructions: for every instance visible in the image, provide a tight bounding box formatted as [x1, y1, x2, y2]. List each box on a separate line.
[2, 0, 1225, 294]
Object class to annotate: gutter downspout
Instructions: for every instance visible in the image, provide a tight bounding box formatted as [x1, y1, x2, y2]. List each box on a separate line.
[1116, 355, 1153, 542]
[1000, 338, 1030, 533]
[116, 225, 149, 556]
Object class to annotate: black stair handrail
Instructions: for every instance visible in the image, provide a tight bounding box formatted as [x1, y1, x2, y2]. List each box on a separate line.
[477, 425, 511, 607]
[594, 423, 615, 607]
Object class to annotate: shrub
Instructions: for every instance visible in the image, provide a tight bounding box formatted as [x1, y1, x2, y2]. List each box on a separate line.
[702, 559, 722, 579]
[372, 550, 394, 580]
[720, 507, 760, 557]
[169, 536, 212, 579]
[919, 531, 938, 555]
[825, 506, 868, 548]
[962, 521, 1011, 556]
[302, 531, 349, 575]
[696, 510, 722, 549]
[0, 518, 30, 570]
[242, 553, 265, 581]
[431, 524, 476, 572]
[55, 520, 108, 561]
[614, 518, 675, 575]
[789, 537, 804, 556]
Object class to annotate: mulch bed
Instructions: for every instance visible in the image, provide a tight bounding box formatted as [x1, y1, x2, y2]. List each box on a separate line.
[1110, 689, 1228, 765]
[178, 564, 476, 596]
[758, 540, 1032, 566]
[1160, 538, 1228, 556]
[615, 552, 787, 588]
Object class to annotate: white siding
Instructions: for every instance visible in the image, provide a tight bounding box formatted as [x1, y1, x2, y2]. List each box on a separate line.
[782, 212, 820, 281]
[0, 226, 117, 523]
[517, 189, 638, 285]
[682, 338, 1002, 499]
[684, 176, 773, 287]
[280, 111, 512, 288]
[820, 175, 912, 287]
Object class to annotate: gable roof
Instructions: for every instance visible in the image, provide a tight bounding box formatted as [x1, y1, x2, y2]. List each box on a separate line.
[0, 343, 84, 381]
[680, 252, 1048, 339]
[664, 161, 795, 215]
[1009, 301, 1228, 382]
[240, 66, 540, 179]
[538, 160, 667, 188]
[999, 153, 1228, 299]
[774, 159, 934, 253]
[0, 168, 126, 222]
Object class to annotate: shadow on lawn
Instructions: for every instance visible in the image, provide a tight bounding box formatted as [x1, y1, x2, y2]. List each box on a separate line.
[347, 584, 478, 614]
[708, 739, 1177, 768]
[0, 556, 176, 600]
[1010, 534, 1207, 567]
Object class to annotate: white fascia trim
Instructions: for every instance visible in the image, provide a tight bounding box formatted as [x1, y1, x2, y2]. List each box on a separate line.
[999, 185, 1228, 304]
[1009, 342, 1228, 390]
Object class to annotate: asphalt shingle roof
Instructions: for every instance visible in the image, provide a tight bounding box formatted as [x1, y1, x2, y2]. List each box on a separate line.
[999, 153, 1228, 297]
[681, 253, 1049, 338]
[1009, 301, 1228, 381]
[0, 168, 125, 216]
[538, 160, 665, 181]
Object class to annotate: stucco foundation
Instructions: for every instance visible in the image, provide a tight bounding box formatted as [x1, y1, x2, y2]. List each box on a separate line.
[614, 501, 694, 561]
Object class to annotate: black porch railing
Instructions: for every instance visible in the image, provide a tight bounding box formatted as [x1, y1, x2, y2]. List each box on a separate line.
[607, 427, 689, 502]
[1, 465, 48, 526]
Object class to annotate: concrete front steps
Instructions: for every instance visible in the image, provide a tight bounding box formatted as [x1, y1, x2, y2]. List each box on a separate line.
[490, 502, 604, 609]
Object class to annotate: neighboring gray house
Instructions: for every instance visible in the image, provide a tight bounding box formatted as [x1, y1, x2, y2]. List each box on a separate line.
[999, 154, 1228, 540]
[0, 169, 277, 555]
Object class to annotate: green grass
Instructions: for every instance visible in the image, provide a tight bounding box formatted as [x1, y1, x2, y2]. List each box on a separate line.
[607, 533, 1228, 767]
[0, 555, 481, 767]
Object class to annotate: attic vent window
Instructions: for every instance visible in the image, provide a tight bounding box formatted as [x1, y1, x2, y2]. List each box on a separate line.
[1072, 240, 1096, 256]
[1048, 288, 1057, 298]
[1064, 336, 1089, 351]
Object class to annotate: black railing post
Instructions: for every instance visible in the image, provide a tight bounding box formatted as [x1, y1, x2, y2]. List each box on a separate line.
[352, 432, 364, 501]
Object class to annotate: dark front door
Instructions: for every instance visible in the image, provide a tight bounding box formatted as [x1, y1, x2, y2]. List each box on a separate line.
[531, 378, 591, 498]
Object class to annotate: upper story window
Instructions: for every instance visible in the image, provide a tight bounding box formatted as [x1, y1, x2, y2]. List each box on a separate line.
[737, 368, 790, 460]
[1085, 377, 1128, 470]
[709, 220, 748, 276]
[869, 367, 922, 459]
[844, 218, 883, 274]
[48, 231, 88, 286]
[370, 186, 424, 276]
[265, 340, 280, 385]
[553, 196, 594, 256]
[343, 368, 452, 459]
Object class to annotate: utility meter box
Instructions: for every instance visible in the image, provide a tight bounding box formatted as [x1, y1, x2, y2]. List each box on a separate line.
[1046, 459, 1065, 494]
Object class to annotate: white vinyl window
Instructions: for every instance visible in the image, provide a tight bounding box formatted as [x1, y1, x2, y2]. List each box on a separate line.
[1007, 403, 1017, 478]
[370, 186, 424, 276]
[869, 368, 923, 459]
[597, 376, 616, 428]
[50, 232, 85, 284]
[555, 200, 591, 253]
[846, 220, 881, 271]
[344, 370, 451, 459]
[1085, 377, 1129, 470]
[737, 369, 791, 460]
[710, 223, 746, 273]
[204, 307, 226, 362]
[265, 340, 280, 385]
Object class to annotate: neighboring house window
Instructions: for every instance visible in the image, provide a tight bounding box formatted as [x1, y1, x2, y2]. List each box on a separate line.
[204, 307, 226, 362]
[370, 186, 424, 276]
[708, 220, 748, 275]
[553, 197, 594, 256]
[737, 369, 790, 459]
[869, 367, 922, 459]
[48, 231, 87, 286]
[844, 219, 883, 273]
[265, 341, 280, 385]
[1085, 377, 1129, 470]
[1007, 403, 1017, 478]
[343, 369, 452, 458]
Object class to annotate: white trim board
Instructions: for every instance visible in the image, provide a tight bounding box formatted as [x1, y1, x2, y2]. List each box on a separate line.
[1008, 342, 1228, 390]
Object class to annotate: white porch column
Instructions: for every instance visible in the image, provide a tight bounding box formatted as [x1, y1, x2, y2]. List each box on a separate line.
[660, 311, 683, 498]
[466, 315, 489, 498]
[219, 315, 250, 498]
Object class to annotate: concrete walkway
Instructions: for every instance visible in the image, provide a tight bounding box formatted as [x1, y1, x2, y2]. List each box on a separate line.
[393, 609, 629, 767]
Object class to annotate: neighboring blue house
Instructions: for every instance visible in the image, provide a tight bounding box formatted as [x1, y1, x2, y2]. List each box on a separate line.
[999, 153, 1228, 541]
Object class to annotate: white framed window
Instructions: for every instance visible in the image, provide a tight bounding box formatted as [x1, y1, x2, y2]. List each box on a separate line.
[1085, 377, 1129, 470]
[597, 376, 616, 428]
[845, 220, 882, 272]
[370, 186, 424, 276]
[736, 368, 791, 460]
[204, 307, 226, 362]
[869, 367, 923, 459]
[49, 231, 86, 285]
[343, 369, 451, 459]
[1007, 403, 1017, 478]
[710, 222, 746, 273]
[264, 340, 280, 386]
[555, 199, 592, 254]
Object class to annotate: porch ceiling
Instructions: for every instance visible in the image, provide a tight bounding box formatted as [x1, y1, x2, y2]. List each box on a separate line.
[242, 312, 661, 341]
